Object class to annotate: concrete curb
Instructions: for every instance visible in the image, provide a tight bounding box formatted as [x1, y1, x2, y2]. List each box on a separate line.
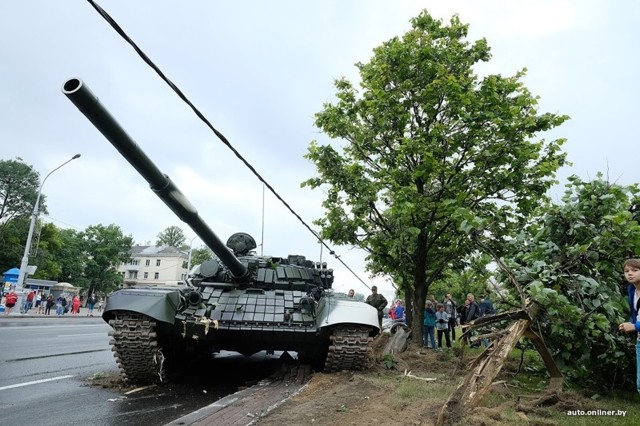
[166, 377, 307, 426]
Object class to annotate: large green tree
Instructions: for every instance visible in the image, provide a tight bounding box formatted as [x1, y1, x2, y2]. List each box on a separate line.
[497, 175, 640, 390]
[28, 222, 63, 280]
[52, 228, 89, 287]
[0, 158, 45, 235]
[0, 216, 29, 272]
[303, 11, 568, 337]
[81, 224, 133, 294]
[156, 225, 186, 248]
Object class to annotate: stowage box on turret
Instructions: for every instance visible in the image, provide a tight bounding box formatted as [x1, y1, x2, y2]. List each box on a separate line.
[62, 78, 380, 384]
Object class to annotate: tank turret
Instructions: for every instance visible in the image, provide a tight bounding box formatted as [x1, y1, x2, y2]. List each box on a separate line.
[62, 78, 380, 384]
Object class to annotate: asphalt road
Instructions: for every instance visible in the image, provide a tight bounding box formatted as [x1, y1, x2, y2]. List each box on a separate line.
[0, 316, 279, 426]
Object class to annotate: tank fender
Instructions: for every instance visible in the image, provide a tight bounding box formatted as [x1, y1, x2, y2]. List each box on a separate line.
[315, 297, 380, 334]
[102, 288, 181, 324]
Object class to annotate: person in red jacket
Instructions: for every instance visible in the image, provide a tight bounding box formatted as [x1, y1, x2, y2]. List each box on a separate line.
[71, 295, 81, 316]
[4, 290, 18, 316]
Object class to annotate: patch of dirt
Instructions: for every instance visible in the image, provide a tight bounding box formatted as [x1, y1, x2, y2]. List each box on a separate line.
[255, 334, 588, 426]
[257, 334, 461, 426]
[84, 371, 136, 392]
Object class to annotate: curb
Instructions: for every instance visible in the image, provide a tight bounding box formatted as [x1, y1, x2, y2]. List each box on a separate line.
[166, 376, 307, 426]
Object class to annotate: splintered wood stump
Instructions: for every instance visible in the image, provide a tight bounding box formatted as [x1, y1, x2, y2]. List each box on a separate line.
[383, 327, 410, 355]
[436, 304, 554, 426]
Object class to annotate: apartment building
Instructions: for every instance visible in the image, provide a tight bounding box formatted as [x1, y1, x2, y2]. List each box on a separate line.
[118, 245, 188, 287]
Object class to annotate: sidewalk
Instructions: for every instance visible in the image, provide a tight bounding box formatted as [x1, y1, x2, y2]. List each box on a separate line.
[167, 365, 310, 426]
[0, 308, 104, 319]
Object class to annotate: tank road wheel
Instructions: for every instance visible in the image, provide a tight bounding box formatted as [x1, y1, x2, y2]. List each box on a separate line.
[108, 311, 166, 384]
[324, 325, 374, 372]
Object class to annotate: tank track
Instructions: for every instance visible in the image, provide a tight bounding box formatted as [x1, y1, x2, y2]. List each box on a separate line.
[108, 311, 166, 384]
[324, 325, 374, 372]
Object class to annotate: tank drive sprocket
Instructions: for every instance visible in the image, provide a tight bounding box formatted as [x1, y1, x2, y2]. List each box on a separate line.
[324, 325, 374, 372]
[108, 312, 166, 383]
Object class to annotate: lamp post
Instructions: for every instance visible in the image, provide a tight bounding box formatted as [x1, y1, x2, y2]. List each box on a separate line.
[186, 235, 198, 273]
[16, 154, 81, 289]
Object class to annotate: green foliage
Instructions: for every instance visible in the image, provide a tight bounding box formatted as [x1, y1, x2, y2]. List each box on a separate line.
[190, 246, 214, 267]
[81, 224, 133, 294]
[0, 216, 29, 273]
[53, 228, 89, 287]
[336, 404, 349, 412]
[501, 175, 640, 390]
[156, 225, 186, 248]
[428, 253, 493, 303]
[29, 222, 63, 280]
[303, 10, 567, 337]
[382, 354, 398, 370]
[0, 157, 45, 235]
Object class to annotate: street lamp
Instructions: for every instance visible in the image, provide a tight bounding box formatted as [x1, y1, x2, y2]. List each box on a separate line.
[186, 235, 198, 273]
[16, 154, 81, 289]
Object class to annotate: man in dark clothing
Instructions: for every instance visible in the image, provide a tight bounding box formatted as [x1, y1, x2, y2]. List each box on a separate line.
[465, 293, 481, 347]
[479, 294, 496, 316]
[366, 286, 388, 330]
[465, 293, 481, 323]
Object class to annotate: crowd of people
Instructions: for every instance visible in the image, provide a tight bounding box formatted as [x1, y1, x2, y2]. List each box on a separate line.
[1, 289, 103, 317]
[422, 292, 495, 350]
[358, 285, 497, 351]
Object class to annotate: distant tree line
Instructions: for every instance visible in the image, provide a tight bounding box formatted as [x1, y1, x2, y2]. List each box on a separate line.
[0, 158, 216, 295]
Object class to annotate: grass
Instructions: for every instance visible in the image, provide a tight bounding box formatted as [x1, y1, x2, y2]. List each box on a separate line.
[365, 331, 640, 425]
[89, 371, 108, 380]
[477, 346, 640, 425]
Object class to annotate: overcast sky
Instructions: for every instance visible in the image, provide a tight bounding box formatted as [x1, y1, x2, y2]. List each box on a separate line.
[1, 1, 639, 303]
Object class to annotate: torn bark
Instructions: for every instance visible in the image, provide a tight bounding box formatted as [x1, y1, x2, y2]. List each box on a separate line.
[436, 302, 563, 426]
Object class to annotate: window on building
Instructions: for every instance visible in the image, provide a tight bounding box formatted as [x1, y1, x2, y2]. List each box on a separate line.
[156, 259, 161, 267]
[144, 272, 148, 279]
[145, 259, 150, 267]
[154, 272, 159, 279]
[128, 271, 138, 279]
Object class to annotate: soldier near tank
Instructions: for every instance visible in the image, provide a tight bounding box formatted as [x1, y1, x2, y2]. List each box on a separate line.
[366, 286, 388, 329]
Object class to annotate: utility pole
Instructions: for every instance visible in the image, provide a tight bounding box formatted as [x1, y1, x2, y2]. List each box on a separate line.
[17, 154, 81, 289]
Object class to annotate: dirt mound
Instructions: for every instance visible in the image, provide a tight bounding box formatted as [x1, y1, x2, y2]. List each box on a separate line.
[256, 332, 624, 426]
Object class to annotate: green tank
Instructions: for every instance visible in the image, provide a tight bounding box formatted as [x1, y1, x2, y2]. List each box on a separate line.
[62, 78, 380, 384]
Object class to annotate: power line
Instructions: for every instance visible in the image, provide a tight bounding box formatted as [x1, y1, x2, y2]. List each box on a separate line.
[85, 0, 371, 289]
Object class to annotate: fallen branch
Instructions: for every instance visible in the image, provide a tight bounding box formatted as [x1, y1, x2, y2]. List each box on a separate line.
[124, 384, 155, 395]
[403, 370, 438, 382]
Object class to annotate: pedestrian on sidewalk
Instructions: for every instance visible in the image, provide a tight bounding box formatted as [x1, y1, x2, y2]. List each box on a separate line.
[45, 294, 55, 315]
[4, 290, 18, 316]
[87, 294, 96, 317]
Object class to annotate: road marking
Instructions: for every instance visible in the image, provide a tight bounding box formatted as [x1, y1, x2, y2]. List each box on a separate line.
[7, 348, 110, 362]
[0, 375, 74, 391]
[58, 333, 107, 337]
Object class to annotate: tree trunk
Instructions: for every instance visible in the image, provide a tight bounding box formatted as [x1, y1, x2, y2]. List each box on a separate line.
[436, 304, 541, 426]
[523, 329, 563, 392]
[413, 287, 426, 345]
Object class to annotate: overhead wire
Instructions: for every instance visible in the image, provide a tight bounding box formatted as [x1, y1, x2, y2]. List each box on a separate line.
[85, 0, 371, 289]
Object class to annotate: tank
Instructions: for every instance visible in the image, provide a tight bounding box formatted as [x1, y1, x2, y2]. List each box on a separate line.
[62, 78, 380, 384]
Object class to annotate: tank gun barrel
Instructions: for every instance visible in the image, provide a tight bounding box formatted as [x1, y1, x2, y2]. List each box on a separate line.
[62, 78, 248, 279]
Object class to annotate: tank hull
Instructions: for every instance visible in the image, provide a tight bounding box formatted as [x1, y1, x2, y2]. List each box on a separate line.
[105, 286, 379, 355]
